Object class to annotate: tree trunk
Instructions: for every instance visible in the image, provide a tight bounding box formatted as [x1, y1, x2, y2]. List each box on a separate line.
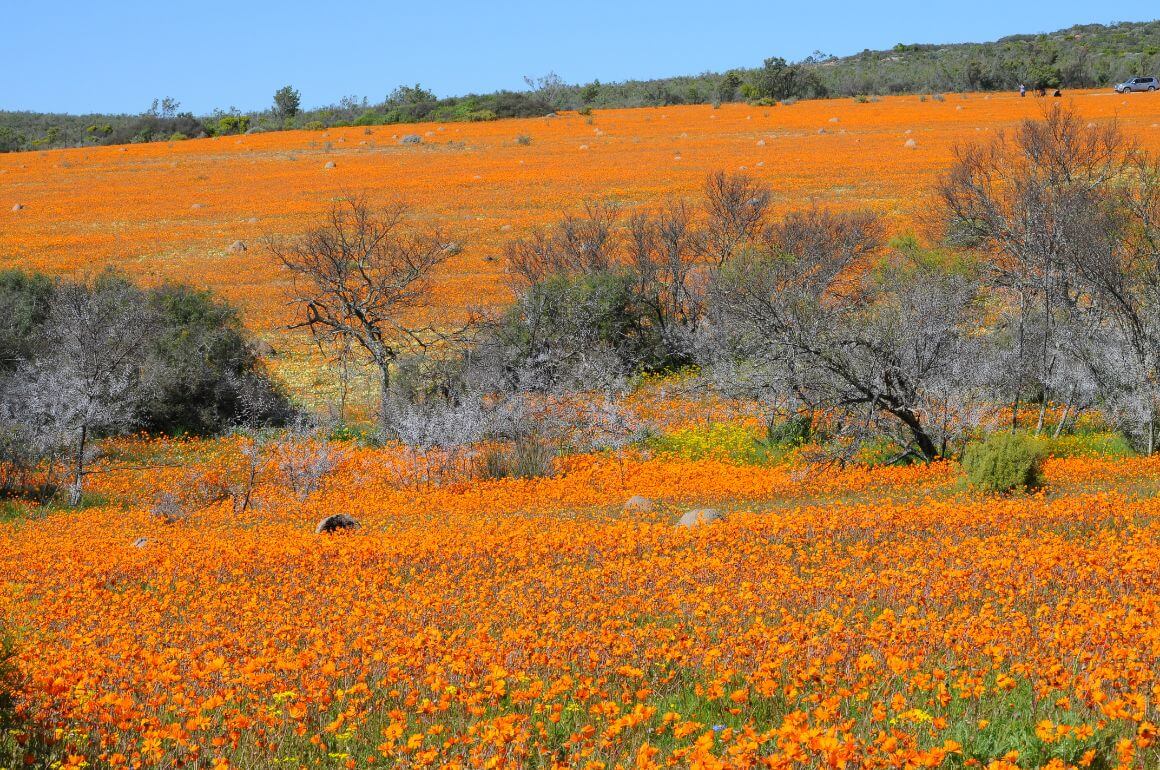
[1052, 383, 1076, 440]
[378, 360, 392, 432]
[68, 424, 87, 507]
[892, 407, 940, 462]
[1012, 291, 1026, 431]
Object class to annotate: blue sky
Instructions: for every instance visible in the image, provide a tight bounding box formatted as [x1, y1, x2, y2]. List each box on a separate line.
[4, 1, 1157, 115]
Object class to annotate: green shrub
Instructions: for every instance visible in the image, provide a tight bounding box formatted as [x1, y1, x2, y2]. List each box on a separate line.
[765, 414, 813, 447]
[137, 283, 293, 435]
[478, 436, 556, 480]
[353, 111, 385, 127]
[515, 134, 532, 146]
[215, 115, 250, 135]
[304, 120, 326, 131]
[962, 432, 1045, 493]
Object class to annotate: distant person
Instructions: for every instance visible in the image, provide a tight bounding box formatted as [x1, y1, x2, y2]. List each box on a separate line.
[1019, 83, 1026, 97]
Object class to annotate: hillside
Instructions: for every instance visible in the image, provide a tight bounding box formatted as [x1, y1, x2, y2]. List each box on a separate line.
[1, 20, 1157, 152]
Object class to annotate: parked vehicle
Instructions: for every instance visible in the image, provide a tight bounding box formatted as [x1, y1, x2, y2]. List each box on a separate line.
[1115, 77, 1158, 93]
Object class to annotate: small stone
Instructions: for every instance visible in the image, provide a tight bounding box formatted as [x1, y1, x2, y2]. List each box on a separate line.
[227, 240, 247, 253]
[11, 203, 23, 212]
[191, 203, 205, 209]
[133, 537, 149, 548]
[904, 139, 917, 149]
[677, 508, 723, 528]
[624, 495, 655, 513]
[324, 161, 336, 169]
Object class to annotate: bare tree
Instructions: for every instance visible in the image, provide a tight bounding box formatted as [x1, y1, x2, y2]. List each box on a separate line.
[270, 197, 456, 431]
[10, 277, 151, 505]
[626, 200, 709, 364]
[1058, 154, 1160, 451]
[703, 170, 771, 265]
[939, 104, 1127, 431]
[709, 212, 988, 462]
[504, 201, 620, 287]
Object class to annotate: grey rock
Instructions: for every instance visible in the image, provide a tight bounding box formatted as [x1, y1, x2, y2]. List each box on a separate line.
[677, 508, 723, 528]
[316, 514, 361, 534]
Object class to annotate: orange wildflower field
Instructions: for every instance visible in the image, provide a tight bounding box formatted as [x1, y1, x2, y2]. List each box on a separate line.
[4, 91, 1160, 338]
[3, 94, 1160, 770]
[1, 443, 1159, 769]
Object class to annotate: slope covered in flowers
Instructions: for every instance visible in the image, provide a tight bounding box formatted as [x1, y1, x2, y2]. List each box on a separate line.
[4, 91, 1160, 340]
[1, 448, 1157, 769]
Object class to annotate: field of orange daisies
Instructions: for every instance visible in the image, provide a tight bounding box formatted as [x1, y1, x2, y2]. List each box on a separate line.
[2, 93, 1160, 770]
[0, 438, 1158, 769]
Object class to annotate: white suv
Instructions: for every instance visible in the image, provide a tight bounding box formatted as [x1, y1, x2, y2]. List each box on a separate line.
[1115, 77, 1158, 93]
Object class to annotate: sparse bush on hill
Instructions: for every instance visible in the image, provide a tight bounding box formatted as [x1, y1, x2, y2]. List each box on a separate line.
[212, 114, 250, 136]
[273, 85, 301, 119]
[962, 431, 1045, 493]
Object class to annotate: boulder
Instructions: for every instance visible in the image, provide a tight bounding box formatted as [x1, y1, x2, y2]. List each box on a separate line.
[324, 161, 336, 169]
[227, 240, 247, 253]
[247, 338, 276, 358]
[316, 514, 360, 534]
[677, 508, 723, 528]
[132, 537, 149, 548]
[623, 495, 655, 513]
[11, 203, 23, 212]
[904, 139, 917, 149]
[401, 134, 422, 145]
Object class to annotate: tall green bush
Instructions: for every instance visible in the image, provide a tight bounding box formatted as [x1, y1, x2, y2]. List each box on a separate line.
[962, 432, 1045, 493]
